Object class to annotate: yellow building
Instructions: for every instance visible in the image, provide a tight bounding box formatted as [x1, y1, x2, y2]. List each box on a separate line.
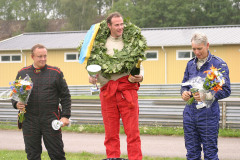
[0, 25, 240, 87]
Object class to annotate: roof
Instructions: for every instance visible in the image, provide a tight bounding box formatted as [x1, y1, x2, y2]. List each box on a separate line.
[142, 25, 240, 47]
[0, 31, 86, 51]
[0, 25, 240, 51]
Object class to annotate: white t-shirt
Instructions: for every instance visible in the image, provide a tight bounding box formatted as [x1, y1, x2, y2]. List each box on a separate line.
[98, 35, 144, 87]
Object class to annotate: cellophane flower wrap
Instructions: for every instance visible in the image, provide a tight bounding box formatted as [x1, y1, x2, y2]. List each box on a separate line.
[182, 65, 225, 108]
[9, 74, 33, 123]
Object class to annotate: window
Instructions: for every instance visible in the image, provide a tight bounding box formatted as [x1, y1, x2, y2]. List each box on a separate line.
[0, 54, 21, 63]
[145, 51, 158, 60]
[12, 55, 21, 61]
[1, 56, 10, 61]
[176, 50, 195, 60]
[64, 52, 79, 62]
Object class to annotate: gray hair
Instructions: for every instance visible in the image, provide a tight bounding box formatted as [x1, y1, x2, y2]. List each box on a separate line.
[191, 32, 208, 46]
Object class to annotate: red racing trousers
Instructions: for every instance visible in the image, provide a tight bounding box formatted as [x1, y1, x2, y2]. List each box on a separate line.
[100, 76, 142, 160]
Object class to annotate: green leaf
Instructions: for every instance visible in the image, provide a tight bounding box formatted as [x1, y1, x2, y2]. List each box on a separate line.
[84, 20, 147, 79]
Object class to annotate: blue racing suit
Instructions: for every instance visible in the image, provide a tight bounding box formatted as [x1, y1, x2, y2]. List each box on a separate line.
[180, 51, 231, 160]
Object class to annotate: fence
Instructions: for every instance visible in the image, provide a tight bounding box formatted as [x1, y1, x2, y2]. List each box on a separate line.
[1, 98, 240, 129]
[68, 83, 240, 96]
[1, 83, 240, 97]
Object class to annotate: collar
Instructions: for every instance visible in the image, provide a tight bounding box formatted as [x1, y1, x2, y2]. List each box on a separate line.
[109, 35, 123, 42]
[33, 64, 47, 74]
[194, 51, 213, 64]
[198, 57, 208, 63]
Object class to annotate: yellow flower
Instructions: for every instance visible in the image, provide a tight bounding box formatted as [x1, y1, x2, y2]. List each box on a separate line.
[15, 83, 22, 87]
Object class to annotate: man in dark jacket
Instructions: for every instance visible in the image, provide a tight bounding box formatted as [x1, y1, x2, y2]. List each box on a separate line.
[12, 44, 71, 160]
[181, 32, 231, 160]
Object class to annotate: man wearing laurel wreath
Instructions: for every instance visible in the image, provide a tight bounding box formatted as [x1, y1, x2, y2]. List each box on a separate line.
[181, 32, 231, 160]
[88, 12, 145, 160]
[12, 44, 71, 160]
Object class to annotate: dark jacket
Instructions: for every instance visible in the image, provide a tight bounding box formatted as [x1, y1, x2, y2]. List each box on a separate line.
[12, 64, 71, 119]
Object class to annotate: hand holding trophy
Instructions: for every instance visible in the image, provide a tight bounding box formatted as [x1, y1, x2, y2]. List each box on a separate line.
[87, 64, 101, 95]
[52, 119, 72, 130]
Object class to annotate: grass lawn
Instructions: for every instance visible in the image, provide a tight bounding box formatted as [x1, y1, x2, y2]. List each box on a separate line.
[0, 122, 240, 137]
[0, 150, 185, 160]
[0, 123, 239, 160]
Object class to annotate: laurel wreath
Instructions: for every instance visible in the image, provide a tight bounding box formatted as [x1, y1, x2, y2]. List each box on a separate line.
[78, 19, 147, 79]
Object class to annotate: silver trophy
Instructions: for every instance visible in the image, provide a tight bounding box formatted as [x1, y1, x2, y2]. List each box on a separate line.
[86, 64, 101, 95]
[52, 119, 72, 130]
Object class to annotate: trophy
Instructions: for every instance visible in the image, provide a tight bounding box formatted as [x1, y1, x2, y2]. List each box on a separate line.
[52, 119, 72, 130]
[86, 64, 101, 95]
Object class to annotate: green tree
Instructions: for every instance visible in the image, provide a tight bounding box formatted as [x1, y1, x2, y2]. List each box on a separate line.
[229, 0, 240, 24]
[97, 0, 109, 16]
[0, 0, 62, 20]
[108, 0, 135, 20]
[109, 0, 240, 27]
[199, 0, 235, 25]
[0, 0, 15, 20]
[59, 0, 98, 30]
[0, 0, 239, 32]
[24, 13, 48, 32]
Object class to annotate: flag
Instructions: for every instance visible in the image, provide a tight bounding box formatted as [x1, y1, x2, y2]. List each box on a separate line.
[79, 23, 100, 64]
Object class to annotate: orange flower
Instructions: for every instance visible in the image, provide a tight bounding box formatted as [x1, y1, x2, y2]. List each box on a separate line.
[210, 65, 217, 71]
[204, 65, 218, 80]
[25, 85, 32, 90]
[211, 84, 223, 92]
[13, 89, 17, 93]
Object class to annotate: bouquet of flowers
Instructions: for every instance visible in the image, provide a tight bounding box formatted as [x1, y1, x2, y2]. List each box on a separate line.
[9, 74, 33, 123]
[182, 65, 225, 108]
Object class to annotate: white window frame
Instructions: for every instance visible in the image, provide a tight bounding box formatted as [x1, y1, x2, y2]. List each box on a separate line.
[0, 54, 22, 63]
[64, 52, 79, 62]
[145, 50, 158, 61]
[176, 50, 195, 60]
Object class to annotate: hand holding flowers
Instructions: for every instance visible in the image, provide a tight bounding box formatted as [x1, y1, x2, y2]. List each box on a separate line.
[182, 65, 225, 108]
[9, 74, 33, 123]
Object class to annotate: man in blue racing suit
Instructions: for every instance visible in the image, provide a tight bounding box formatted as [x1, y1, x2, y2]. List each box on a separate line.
[181, 32, 231, 160]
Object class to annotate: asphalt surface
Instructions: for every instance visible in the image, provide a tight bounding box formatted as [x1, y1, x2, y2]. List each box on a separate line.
[0, 130, 240, 159]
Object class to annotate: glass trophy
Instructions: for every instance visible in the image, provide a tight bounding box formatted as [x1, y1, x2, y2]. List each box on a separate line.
[52, 120, 63, 130]
[52, 119, 72, 130]
[86, 64, 101, 95]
